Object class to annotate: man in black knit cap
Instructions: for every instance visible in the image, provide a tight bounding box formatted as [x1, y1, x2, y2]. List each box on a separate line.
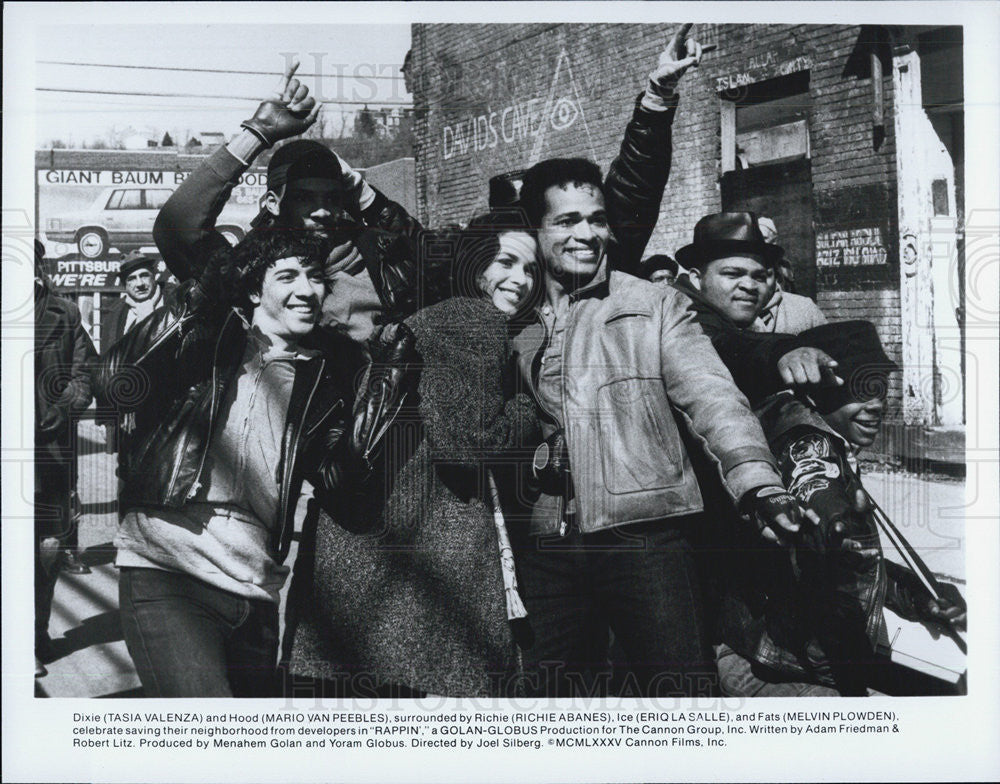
[154, 61, 424, 343]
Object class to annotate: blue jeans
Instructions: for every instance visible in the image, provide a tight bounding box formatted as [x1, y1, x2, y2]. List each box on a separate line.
[513, 518, 718, 697]
[119, 567, 279, 697]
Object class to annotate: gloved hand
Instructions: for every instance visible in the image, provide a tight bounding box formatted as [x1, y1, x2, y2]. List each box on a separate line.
[643, 23, 703, 110]
[351, 321, 419, 471]
[887, 564, 967, 630]
[329, 149, 377, 211]
[531, 429, 570, 496]
[240, 60, 320, 147]
[743, 485, 805, 547]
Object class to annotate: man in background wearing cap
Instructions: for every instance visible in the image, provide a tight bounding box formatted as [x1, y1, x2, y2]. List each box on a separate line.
[638, 253, 680, 286]
[154, 62, 424, 344]
[752, 216, 827, 335]
[97, 251, 178, 465]
[99, 251, 177, 353]
[708, 320, 965, 696]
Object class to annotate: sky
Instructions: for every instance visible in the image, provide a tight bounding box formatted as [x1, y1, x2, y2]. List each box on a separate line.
[36, 23, 412, 147]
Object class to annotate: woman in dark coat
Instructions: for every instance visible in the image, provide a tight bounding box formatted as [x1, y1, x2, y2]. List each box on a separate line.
[284, 210, 541, 697]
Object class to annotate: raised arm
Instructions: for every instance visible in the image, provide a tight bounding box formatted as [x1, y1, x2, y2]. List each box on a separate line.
[153, 60, 319, 279]
[605, 24, 702, 276]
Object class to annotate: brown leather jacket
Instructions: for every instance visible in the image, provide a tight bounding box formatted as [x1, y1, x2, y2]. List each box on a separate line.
[513, 269, 781, 535]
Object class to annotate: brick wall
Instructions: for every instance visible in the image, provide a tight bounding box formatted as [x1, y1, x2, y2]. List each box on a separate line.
[412, 23, 907, 446]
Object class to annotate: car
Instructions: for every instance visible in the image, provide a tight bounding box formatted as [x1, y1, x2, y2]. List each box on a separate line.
[45, 186, 252, 258]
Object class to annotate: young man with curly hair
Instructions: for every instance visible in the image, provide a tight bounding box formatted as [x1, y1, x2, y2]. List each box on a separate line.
[93, 229, 377, 697]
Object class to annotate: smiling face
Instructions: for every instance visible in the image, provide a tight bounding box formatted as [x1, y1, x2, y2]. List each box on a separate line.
[689, 253, 769, 328]
[248, 256, 326, 350]
[124, 267, 156, 302]
[476, 231, 538, 316]
[537, 182, 609, 289]
[273, 178, 357, 241]
[822, 396, 887, 447]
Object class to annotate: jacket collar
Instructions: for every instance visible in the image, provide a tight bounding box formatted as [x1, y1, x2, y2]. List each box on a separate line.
[532, 258, 611, 324]
[758, 286, 783, 326]
[755, 392, 847, 447]
[567, 257, 610, 303]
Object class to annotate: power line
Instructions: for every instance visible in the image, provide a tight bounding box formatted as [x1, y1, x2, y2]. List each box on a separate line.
[38, 60, 405, 81]
[37, 87, 412, 106]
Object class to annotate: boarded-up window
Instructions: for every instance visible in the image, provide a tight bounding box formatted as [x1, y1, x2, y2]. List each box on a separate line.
[722, 71, 811, 172]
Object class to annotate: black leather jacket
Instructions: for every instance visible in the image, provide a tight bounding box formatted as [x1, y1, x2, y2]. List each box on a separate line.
[152, 146, 429, 330]
[35, 282, 97, 465]
[603, 92, 680, 277]
[92, 278, 366, 562]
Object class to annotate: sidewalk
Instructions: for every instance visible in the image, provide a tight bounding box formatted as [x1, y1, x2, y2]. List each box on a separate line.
[35, 422, 301, 698]
[35, 423, 968, 697]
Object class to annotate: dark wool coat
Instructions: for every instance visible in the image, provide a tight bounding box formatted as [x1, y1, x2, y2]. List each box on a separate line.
[35, 283, 97, 539]
[99, 281, 178, 354]
[35, 284, 96, 465]
[285, 297, 540, 697]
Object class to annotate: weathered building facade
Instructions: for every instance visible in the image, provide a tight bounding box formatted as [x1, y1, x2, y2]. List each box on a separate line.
[410, 23, 965, 462]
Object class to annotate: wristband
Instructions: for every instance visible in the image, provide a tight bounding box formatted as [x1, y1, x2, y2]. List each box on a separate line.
[239, 121, 273, 148]
[647, 74, 681, 98]
[641, 82, 679, 113]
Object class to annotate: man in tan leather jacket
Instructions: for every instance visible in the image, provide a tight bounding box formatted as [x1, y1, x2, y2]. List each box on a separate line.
[510, 26, 814, 698]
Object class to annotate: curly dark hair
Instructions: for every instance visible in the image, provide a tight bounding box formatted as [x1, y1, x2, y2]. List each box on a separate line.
[518, 158, 604, 228]
[198, 229, 331, 313]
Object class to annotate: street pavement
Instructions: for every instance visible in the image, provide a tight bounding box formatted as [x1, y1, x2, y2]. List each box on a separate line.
[34, 422, 968, 698]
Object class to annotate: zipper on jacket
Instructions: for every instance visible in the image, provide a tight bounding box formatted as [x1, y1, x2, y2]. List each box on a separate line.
[276, 357, 325, 559]
[175, 311, 231, 500]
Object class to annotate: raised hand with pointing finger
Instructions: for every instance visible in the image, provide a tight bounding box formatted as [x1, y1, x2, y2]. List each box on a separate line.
[240, 59, 321, 148]
[645, 22, 704, 106]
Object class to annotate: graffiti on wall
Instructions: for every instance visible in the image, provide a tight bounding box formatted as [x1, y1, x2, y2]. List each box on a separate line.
[715, 52, 813, 92]
[816, 226, 889, 267]
[441, 49, 594, 164]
